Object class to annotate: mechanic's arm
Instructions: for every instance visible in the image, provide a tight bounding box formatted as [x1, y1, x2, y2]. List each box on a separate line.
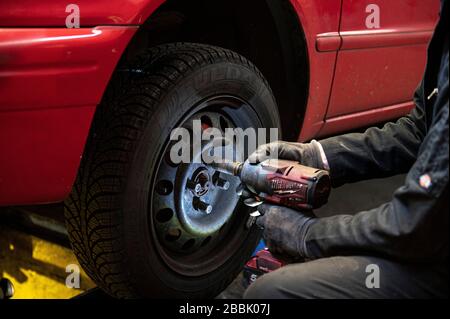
[304, 105, 448, 262]
[319, 85, 427, 187]
[250, 85, 427, 187]
[258, 104, 448, 262]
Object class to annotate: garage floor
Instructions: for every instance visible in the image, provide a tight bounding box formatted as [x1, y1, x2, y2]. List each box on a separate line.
[0, 175, 405, 299]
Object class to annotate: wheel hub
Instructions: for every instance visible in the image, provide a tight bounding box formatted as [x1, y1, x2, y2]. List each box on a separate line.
[152, 111, 243, 254]
[188, 168, 212, 198]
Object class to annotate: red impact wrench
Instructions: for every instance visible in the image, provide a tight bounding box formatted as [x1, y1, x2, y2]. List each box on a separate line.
[210, 158, 331, 214]
[210, 158, 332, 285]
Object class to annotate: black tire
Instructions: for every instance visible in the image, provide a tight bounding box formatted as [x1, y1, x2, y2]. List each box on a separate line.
[64, 43, 280, 298]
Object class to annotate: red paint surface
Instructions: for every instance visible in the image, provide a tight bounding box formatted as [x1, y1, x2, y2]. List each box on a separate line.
[0, 106, 96, 205]
[318, 102, 415, 138]
[316, 33, 342, 52]
[0, 27, 136, 205]
[290, 0, 342, 141]
[0, 0, 165, 27]
[0, 27, 137, 111]
[325, 0, 439, 120]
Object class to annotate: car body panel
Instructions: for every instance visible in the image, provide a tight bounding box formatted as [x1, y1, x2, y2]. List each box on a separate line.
[289, 0, 342, 141]
[325, 0, 439, 119]
[0, 0, 440, 205]
[0, 106, 96, 205]
[0, 0, 165, 27]
[299, 0, 439, 140]
[0, 27, 137, 205]
[0, 27, 137, 111]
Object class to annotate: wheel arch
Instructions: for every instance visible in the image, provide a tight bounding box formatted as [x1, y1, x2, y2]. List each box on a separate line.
[120, 0, 310, 141]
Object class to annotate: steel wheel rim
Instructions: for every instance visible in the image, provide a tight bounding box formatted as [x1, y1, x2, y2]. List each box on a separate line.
[149, 95, 260, 276]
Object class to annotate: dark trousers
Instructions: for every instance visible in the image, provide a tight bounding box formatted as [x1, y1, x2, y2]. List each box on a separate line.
[244, 256, 448, 299]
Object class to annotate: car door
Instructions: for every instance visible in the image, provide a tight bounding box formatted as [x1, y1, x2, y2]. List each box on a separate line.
[324, 0, 439, 127]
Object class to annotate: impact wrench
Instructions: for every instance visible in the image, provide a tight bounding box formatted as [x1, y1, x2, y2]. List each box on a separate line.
[210, 158, 331, 212]
[209, 159, 332, 285]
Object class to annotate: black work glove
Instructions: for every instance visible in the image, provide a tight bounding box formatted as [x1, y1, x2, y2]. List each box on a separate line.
[256, 204, 316, 261]
[248, 141, 325, 169]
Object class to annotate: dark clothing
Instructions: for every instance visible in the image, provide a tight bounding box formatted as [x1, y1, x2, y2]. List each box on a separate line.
[246, 1, 448, 299]
[305, 2, 449, 263]
[244, 256, 448, 299]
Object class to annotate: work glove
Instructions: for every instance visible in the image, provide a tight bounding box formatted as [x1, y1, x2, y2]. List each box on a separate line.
[256, 204, 316, 261]
[248, 140, 327, 170]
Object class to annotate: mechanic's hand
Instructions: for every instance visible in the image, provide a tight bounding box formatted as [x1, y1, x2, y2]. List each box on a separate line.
[248, 141, 325, 169]
[256, 204, 316, 261]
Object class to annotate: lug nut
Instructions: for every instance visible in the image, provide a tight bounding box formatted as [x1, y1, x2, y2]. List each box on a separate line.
[187, 179, 202, 193]
[215, 177, 230, 190]
[194, 198, 213, 214]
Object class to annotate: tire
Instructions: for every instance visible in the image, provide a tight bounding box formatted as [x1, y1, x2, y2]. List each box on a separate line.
[64, 43, 280, 298]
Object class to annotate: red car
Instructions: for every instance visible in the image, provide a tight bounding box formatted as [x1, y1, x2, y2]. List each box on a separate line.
[0, 0, 439, 298]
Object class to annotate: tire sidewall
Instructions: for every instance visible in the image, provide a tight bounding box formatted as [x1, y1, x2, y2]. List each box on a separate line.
[123, 60, 280, 297]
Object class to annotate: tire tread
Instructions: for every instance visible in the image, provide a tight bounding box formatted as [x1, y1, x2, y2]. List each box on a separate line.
[65, 43, 269, 298]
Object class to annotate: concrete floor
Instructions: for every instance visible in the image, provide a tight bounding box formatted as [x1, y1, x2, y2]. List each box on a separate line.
[0, 175, 405, 299]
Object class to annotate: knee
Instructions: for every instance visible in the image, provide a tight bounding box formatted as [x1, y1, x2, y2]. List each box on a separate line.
[243, 271, 284, 299]
[244, 257, 365, 299]
[243, 265, 313, 299]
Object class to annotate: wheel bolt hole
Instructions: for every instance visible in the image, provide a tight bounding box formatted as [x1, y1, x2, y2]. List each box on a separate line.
[156, 208, 174, 223]
[182, 239, 196, 250]
[165, 228, 181, 242]
[156, 180, 173, 196]
[201, 236, 212, 247]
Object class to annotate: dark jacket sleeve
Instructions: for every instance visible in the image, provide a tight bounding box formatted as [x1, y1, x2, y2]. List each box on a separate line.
[303, 105, 449, 262]
[319, 85, 427, 187]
